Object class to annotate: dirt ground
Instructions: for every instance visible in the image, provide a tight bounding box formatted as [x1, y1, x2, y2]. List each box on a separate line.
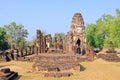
[0, 57, 120, 80]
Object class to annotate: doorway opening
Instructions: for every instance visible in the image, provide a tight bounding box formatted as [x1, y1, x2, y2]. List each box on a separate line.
[76, 39, 81, 54]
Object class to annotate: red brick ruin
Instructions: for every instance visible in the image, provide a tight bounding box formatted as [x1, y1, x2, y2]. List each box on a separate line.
[0, 13, 96, 78]
[33, 13, 95, 73]
[0, 68, 18, 80]
[1, 13, 120, 78]
[98, 40, 120, 62]
[35, 13, 89, 55]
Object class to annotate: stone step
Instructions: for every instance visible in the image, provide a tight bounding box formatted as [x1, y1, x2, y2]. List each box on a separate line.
[0, 72, 18, 80]
[44, 72, 73, 77]
[0, 68, 18, 80]
[2, 71, 14, 77]
[7, 72, 18, 80]
[0, 68, 10, 73]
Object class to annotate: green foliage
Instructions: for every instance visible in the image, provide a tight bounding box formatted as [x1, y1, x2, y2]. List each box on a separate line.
[26, 36, 36, 46]
[86, 24, 104, 48]
[0, 27, 9, 50]
[86, 9, 120, 48]
[41, 30, 47, 37]
[53, 32, 65, 42]
[54, 32, 65, 39]
[4, 22, 28, 48]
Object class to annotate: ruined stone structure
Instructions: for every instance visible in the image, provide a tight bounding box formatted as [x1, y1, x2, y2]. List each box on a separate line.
[63, 13, 86, 54]
[57, 35, 62, 48]
[55, 35, 63, 53]
[0, 13, 96, 77]
[97, 40, 120, 62]
[36, 30, 46, 54]
[53, 37, 57, 49]
[33, 54, 79, 71]
[33, 13, 90, 72]
[44, 72, 73, 77]
[106, 40, 116, 53]
[0, 68, 18, 80]
[0, 13, 95, 63]
[46, 34, 52, 48]
[36, 30, 42, 54]
[33, 13, 86, 55]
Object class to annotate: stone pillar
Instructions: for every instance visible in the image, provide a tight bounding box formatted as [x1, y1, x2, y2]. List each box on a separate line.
[46, 34, 52, 49]
[36, 30, 42, 54]
[40, 33, 43, 53]
[18, 49, 23, 57]
[86, 47, 94, 61]
[29, 47, 31, 55]
[13, 49, 18, 60]
[53, 37, 57, 53]
[27, 46, 30, 55]
[63, 37, 66, 53]
[31, 46, 34, 54]
[106, 40, 116, 53]
[43, 37, 46, 53]
[34, 46, 38, 55]
[23, 47, 27, 56]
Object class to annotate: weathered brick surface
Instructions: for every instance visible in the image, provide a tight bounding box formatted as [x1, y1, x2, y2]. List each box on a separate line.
[63, 13, 86, 55]
[44, 72, 73, 77]
[0, 68, 10, 73]
[97, 53, 120, 62]
[33, 54, 80, 71]
[106, 41, 116, 53]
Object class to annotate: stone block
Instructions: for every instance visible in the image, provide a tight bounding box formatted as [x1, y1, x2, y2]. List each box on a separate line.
[0, 68, 10, 73]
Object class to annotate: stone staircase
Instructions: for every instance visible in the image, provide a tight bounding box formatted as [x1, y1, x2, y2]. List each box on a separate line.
[0, 68, 18, 80]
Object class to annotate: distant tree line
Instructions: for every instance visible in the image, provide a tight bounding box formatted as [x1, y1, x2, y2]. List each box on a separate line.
[86, 9, 120, 48]
[0, 22, 28, 50]
[0, 27, 9, 50]
[0, 22, 65, 51]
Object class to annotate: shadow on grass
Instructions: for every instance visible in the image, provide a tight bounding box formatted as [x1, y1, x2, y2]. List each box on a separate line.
[80, 64, 86, 71]
[0, 66, 4, 68]
[16, 75, 22, 80]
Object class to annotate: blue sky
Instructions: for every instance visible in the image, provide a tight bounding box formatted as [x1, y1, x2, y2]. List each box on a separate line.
[0, 0, 120, 41]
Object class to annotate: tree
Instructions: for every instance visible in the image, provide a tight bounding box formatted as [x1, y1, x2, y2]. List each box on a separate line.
[4, 22, 28, 48]
[53, 32, 65, 42]
[86, 24, 104, 48]
[26, 36, 36, 46]
[0, 27, 9, 50]
[54, 32, 65, 39]
[86, 9, 120, 48]
[107, 9, 120, 47]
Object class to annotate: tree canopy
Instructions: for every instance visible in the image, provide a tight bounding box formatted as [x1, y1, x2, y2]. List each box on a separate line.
[86, 9, 120, 48]
[0, 27, 9, 50]
[4, 22, 28, 48]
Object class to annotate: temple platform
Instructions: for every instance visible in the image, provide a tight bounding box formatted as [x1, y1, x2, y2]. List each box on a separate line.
[33, 53, 87, 71]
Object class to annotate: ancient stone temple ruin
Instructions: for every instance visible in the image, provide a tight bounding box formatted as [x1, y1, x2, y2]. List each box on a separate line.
[33, 13, 95, 72]
[63, 13, 86, 54]
[36, 30, 46, 54]
[106, 40, 116, 53]
[0, 13, 96, 77]
[98, 40, 120, 62]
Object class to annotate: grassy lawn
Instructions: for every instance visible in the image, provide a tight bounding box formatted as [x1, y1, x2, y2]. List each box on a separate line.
[0, 58, 120, 80]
